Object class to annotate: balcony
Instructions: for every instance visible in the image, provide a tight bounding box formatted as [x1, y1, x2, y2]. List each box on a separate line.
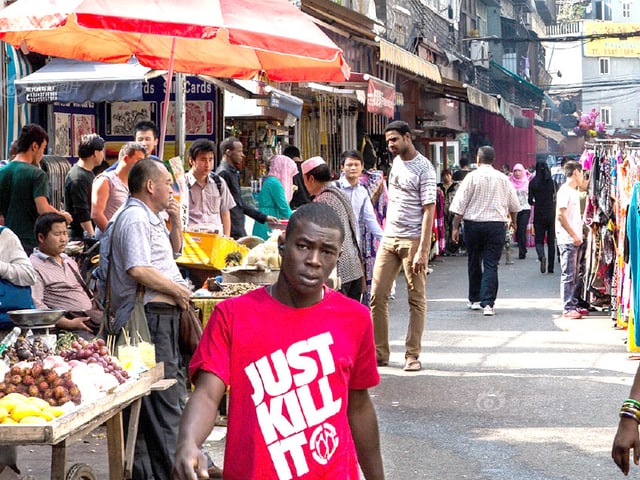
[546, 22, 582, 38]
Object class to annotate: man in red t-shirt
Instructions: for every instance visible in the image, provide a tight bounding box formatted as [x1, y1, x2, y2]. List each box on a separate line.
[174, 203, 385, 480]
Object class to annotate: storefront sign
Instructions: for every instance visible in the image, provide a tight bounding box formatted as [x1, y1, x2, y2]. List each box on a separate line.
[268, 89, 303, 118]
[366, 77, 395, 118]
[584, 21, 640, 57]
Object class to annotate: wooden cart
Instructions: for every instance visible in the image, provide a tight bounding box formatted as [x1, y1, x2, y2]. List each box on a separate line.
[0, 363, 166, 480]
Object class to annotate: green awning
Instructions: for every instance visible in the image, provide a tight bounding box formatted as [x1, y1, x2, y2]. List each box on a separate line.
[490, 60, 557, 111]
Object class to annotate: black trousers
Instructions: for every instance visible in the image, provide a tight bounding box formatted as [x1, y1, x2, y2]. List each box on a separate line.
[516, 210, 531, 258]
[534, 219, 556, 272]
[125, 302, 186, 480]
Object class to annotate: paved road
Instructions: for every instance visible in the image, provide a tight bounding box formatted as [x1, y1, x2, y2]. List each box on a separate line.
[15, 253, 640, 479]
[373, 254, 636, 480]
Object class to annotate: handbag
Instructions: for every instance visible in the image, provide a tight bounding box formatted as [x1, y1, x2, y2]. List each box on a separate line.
[179, 300, 203, 356]
[0, 227, 35, 327]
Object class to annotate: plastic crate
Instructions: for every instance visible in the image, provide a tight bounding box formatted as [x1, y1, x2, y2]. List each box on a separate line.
[176, 231, 248, 269]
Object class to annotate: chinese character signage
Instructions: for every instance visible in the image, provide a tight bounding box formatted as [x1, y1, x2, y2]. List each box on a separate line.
[584, 22, 640, 57]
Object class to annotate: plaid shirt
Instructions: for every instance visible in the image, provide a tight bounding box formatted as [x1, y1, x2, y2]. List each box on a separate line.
[450, 165, 520, 222]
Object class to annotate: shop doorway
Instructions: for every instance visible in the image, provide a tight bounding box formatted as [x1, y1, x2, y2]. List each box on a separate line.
[421, 138, 460, 181]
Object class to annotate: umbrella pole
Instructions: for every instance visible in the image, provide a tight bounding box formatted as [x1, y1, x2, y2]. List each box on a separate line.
[158, 37, 177, 161]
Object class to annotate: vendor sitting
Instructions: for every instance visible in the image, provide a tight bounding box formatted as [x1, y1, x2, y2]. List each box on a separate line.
[185, 139, 235, 236]
[29, 213, 101, 337]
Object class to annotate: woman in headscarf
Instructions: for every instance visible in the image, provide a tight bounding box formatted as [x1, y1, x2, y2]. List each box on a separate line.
[528, 160, 556, 273]
[252, 154, 297, 240]
[510, 163, 531, 260]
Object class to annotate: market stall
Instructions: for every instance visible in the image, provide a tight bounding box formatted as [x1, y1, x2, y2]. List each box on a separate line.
[189, 236, 281, 324]
[0, 312, 167, 480]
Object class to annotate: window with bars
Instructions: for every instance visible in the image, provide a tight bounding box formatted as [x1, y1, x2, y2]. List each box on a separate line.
[622, 2, 631, 18]
[600, 107, 611, 126]
[599, 57, 610, 75]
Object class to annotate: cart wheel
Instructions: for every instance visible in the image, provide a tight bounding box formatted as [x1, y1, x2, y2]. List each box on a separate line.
[66, 463, 97, 480]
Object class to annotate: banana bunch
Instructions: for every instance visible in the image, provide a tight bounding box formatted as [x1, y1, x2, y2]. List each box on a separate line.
[0, 392, 66, 425]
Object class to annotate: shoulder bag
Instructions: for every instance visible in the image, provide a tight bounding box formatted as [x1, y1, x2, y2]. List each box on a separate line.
[179, 300, 203, 356]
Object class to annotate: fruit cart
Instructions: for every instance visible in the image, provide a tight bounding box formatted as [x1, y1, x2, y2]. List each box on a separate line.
[0, 363, 165, 480]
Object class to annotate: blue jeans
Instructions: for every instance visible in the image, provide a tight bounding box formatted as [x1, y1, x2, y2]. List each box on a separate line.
[558, 243, 579, 311]
[463, 221, 505, 308]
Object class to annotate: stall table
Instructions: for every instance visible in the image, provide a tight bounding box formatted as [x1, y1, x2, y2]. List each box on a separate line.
[0, 363, 166, 480]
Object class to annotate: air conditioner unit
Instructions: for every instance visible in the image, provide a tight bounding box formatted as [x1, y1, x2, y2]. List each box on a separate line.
[470, 40, 489, 69]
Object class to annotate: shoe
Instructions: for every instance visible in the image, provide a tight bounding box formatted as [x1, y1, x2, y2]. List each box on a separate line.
[576, 307, 590, 316]
[427, 267, 433, 274]
[467, 301, 482, 310]
[563, 310, 582, 319]
[483, 305, 495, 316]
[519, 254, 526, 259]
[403, 356, 421, 371]
[506, 260, 514, 265]
[540, 256, 546, 273]
[376, 359, 388, 367]
[547, 269, 554, 274]
[208, 465, 223, 478]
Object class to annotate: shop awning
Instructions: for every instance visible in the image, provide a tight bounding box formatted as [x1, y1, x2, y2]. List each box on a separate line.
[466, 86, 500, 115]
[379, 39, 442, 84]
[490, 60, 557, 110]
[14, 58, 155, 104]
[264, 86, 304, 118]
[534, 125, 565, 143]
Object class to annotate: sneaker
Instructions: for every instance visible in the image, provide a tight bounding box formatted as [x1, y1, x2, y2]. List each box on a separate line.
[483, 305, 495, 316]
[467, 301, 482, 310]
[540, 256, 546, 273]
[563, 310, 582, 319]
[506, 260, 514, 265]
[576, 307, 590, 316]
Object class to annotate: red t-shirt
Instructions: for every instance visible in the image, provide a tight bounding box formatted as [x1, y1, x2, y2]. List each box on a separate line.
[190, 286, 380, 480]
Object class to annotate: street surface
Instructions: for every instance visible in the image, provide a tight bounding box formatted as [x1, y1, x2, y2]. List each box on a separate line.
[15, 253, 640, 479]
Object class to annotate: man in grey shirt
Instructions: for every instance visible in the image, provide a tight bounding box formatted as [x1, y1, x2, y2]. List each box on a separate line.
[99, 159, 190, 480]
[371, 120, 437, 372]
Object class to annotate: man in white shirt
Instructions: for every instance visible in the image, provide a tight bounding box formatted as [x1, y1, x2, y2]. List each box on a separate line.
[555, 160, 585, 319]
[450, 146, 520, 317]
[184, 139, 235, 236]
[337, 150, 383, 245]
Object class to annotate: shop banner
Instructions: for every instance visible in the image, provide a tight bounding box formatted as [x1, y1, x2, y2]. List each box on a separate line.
[268, 89, 303, 118]
[367, 77, 395, 118]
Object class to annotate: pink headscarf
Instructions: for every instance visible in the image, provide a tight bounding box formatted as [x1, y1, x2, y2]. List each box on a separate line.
[509, 163, 529, 191]
[269, 155, 298, 202]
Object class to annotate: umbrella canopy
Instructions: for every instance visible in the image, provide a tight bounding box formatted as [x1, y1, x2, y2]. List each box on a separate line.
[0, 0, 350, 82]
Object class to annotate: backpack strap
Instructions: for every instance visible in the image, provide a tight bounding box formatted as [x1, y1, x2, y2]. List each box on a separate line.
[209, 172, 223, 192]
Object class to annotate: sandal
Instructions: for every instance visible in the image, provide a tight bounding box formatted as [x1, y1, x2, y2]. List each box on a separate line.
[403, 356, 421, 372]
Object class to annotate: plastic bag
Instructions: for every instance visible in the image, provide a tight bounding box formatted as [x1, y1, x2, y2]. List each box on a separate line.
[107, 287, 156, 374]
